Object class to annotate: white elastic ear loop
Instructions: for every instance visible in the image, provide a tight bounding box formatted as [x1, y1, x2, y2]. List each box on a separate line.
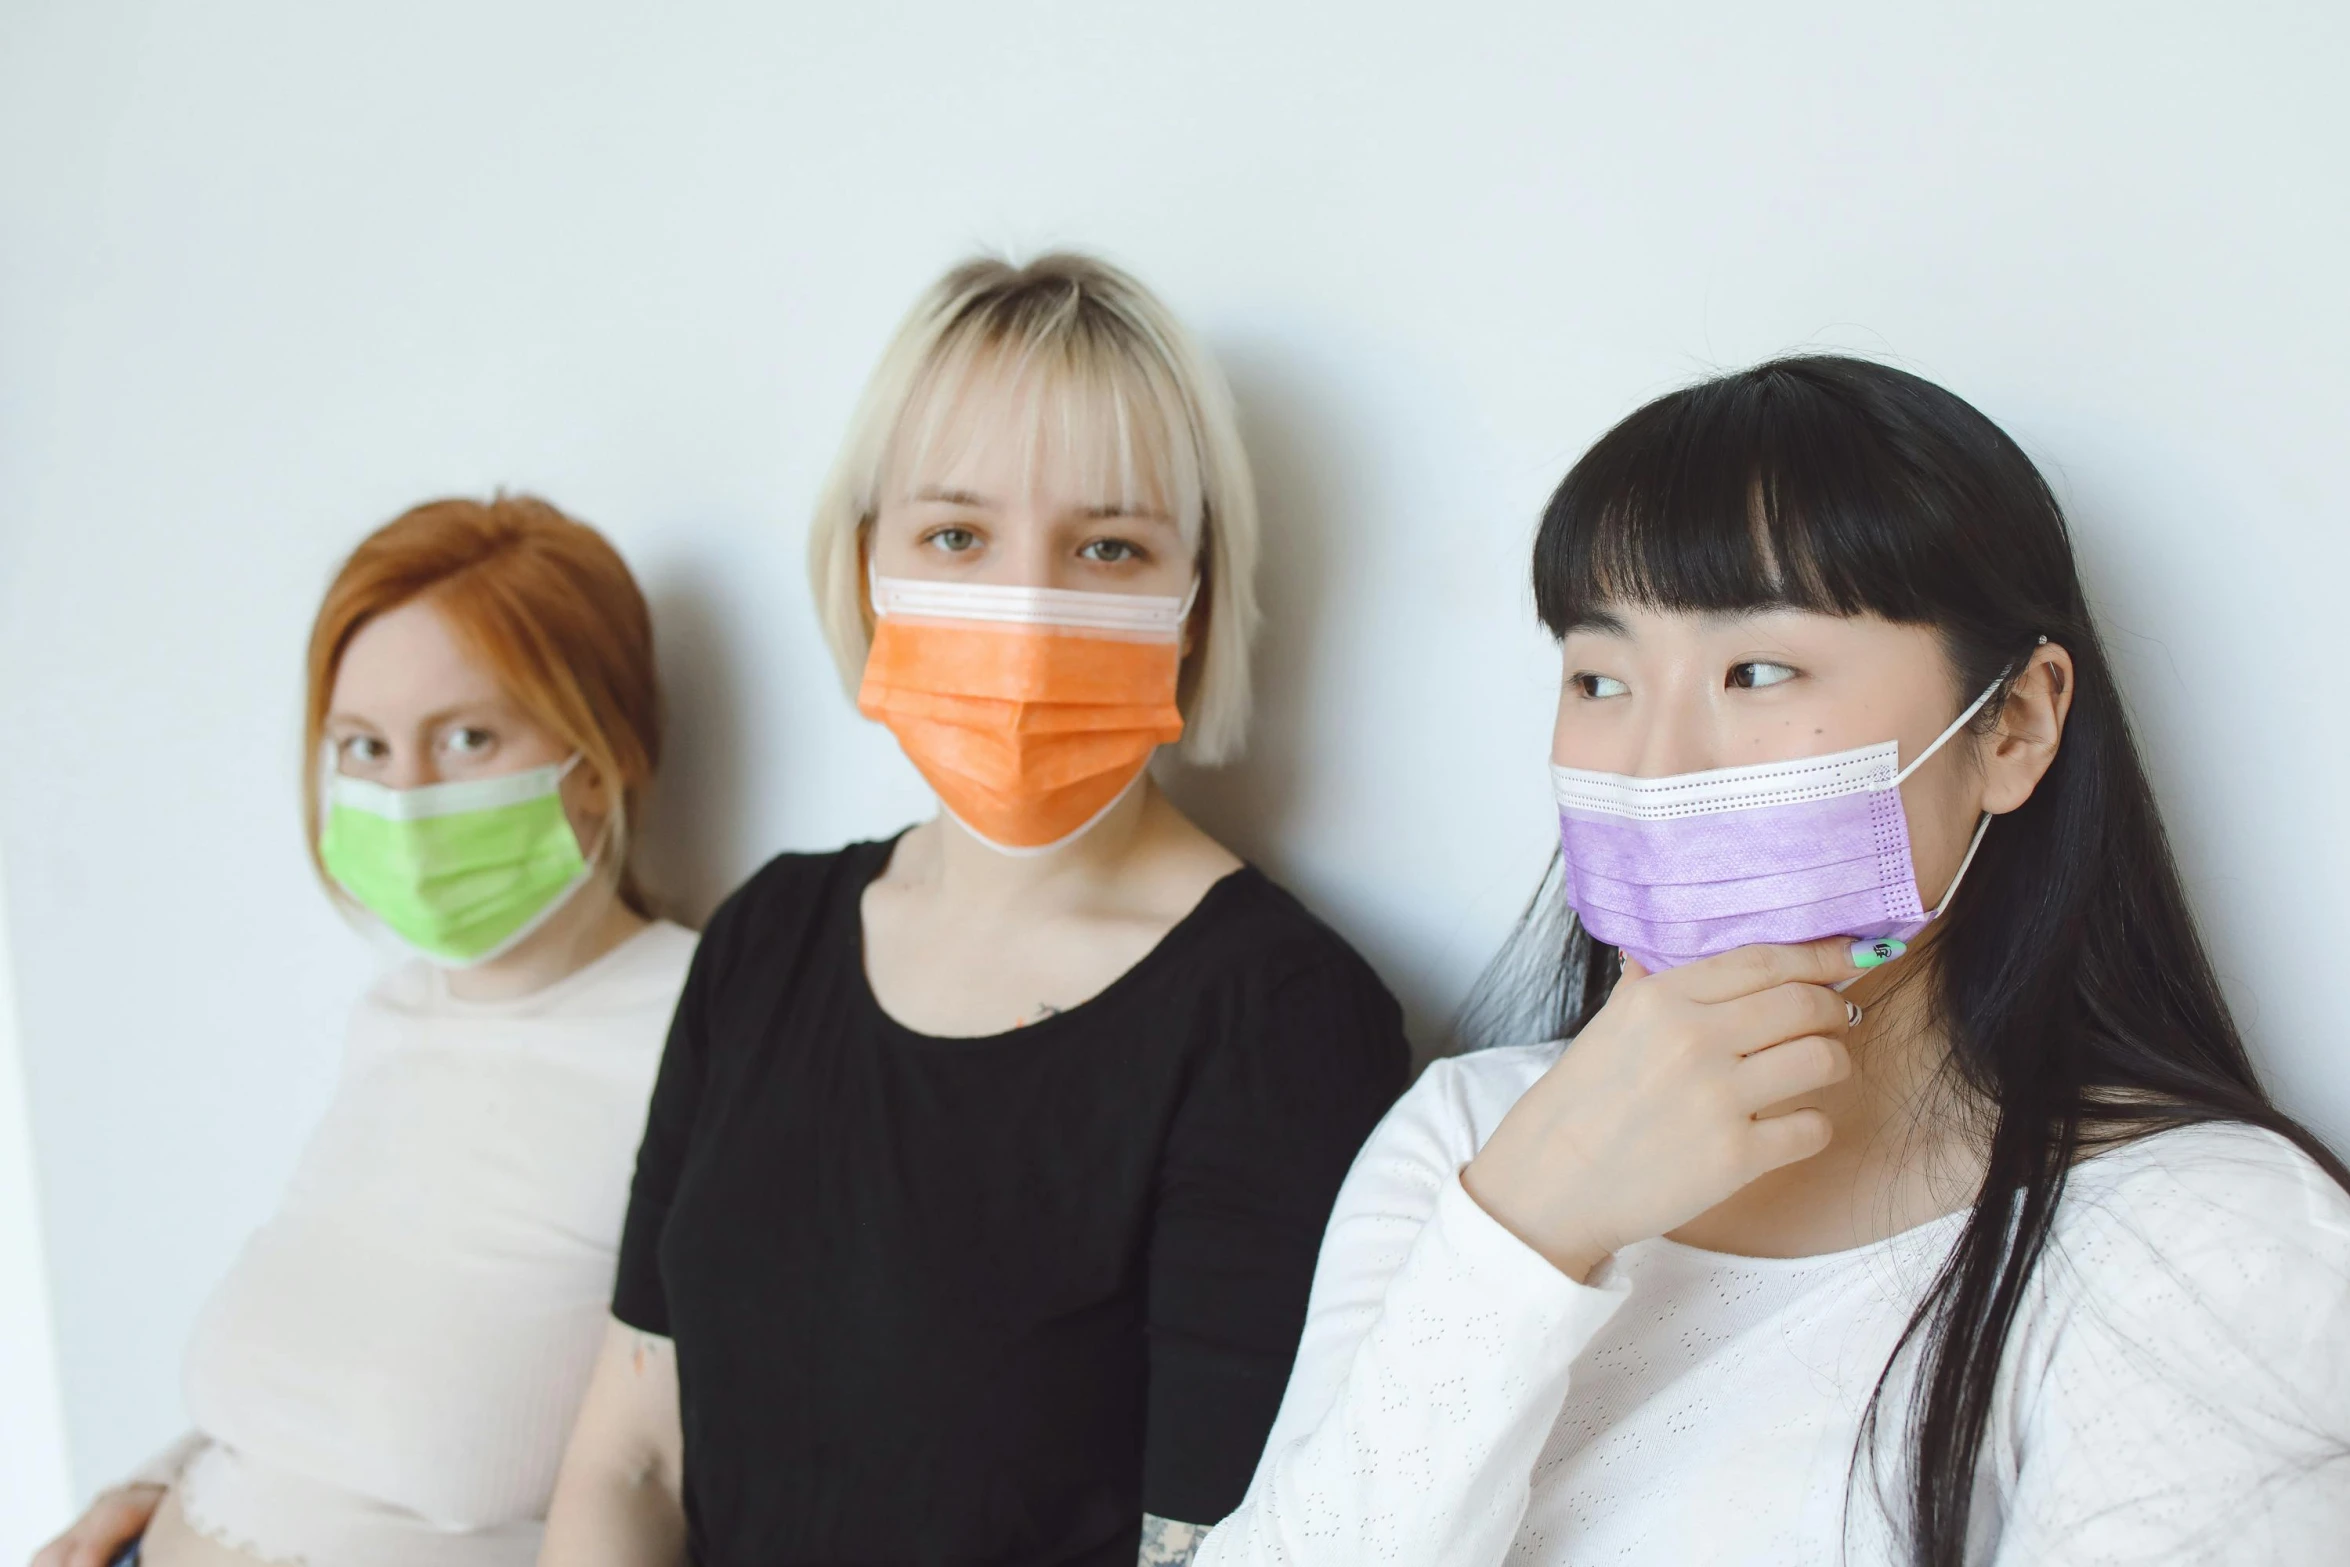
[1891, 672, 2010, 786]
[1929, 811, 1995, 918]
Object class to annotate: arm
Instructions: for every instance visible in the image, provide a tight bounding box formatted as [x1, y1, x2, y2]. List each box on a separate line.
[30, 1492, 162, 1567]
[538, 1319, 686, 1567]
[1139, 953, 1410, 1539]
[1201, 940, 1867, 1566]
[542, 913, 723, 1567]
[1138, 1516, 1207, 1566]
[30, 1433, 207, 1567]
[1193, 1076, 1626, 1567]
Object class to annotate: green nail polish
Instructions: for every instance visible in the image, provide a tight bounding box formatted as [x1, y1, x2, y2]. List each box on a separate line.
[1850, 937, 1907, 969]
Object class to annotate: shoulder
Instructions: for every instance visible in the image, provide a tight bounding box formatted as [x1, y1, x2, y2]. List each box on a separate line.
[1178, 869, 1397, 1007]
[2061, 1119, 2350, 1251]
[1370, 1041, 1562, 1174]
[2039, 1119, 2350, 1362]
[595, 919, 699, 1005]
[693, 839, 895, 980]
[1172, 870, 1412, 1085]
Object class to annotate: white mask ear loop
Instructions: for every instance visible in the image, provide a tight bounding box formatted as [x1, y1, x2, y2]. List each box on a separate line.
[1892, 673, 2008, 787]
[1902, 646, 2044, 915]
[1929, 810, 1995, 918]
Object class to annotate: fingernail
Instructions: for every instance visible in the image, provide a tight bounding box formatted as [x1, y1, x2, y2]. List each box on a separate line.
[1846, 1001, 1864, 1027]
[1849, 937, 1906, 970]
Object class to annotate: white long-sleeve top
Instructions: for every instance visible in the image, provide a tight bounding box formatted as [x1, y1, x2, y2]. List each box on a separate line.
[170, 921, 694, 1567]
[1199, 1040, 2350, 1566]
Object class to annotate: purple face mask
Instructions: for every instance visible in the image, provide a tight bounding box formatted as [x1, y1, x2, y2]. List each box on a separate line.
[1550, 679, 2002, 973]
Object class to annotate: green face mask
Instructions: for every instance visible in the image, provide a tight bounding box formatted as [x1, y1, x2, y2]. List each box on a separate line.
[319, 760, 591, 967]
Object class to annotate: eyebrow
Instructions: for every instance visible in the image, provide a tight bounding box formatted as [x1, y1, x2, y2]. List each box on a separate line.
[913, 485, 994, 508]
[323, 702, 505, 735]
[910, 486, 1176, 527]
[1078, 502, 1177, 526]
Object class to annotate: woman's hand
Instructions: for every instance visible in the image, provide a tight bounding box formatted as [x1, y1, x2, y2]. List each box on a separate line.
[1462, 938, 1863, 1281]
[31, 1484, 163, 1567]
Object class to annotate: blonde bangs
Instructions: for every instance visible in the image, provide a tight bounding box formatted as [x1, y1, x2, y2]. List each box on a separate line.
[875, 311, 1206, 547]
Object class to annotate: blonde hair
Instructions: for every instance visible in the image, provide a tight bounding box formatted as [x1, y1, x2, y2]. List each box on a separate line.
[807, 252, 1261, 763]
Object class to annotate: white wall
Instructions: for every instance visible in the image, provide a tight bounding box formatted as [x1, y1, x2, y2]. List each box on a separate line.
[0, 839, 74, 1559]
[3, 0, 2345, 1506]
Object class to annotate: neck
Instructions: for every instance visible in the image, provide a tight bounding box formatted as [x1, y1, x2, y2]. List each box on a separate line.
[442, 875, 649, 1003]
[1670, 941, 1984, 1257]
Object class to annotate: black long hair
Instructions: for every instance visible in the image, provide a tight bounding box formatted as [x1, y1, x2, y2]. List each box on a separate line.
[1459, 355, 2350, 1565]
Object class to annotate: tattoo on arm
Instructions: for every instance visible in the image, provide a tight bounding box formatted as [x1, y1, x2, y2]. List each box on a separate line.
[627, 1328, 670, 1376]
[1138, 1514, 1206, 1566]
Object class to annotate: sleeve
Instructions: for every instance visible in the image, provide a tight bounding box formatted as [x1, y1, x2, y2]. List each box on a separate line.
[608, 915, 724, 1336]
[1992, 1128, 2350, 1565]
[1139, 952, 1410, 1526]
[1195, 1062, 1629, 1567]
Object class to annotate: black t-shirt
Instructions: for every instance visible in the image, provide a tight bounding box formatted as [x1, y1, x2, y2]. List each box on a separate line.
[613, 838, 1410, 1567]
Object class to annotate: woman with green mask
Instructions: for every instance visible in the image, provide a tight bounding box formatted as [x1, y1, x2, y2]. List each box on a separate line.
[33, 495, 696, 1567]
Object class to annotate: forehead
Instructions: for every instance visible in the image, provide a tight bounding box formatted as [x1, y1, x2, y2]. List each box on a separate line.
[883, 343, 1189, 523]
[1565, 603, 1920, 650]
[330, 596, 506, 712]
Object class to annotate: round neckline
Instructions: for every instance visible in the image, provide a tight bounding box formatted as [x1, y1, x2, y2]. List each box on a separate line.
[424, 917, 683, 1017]
[1636, 1202, 1970, 1272]
[847, 833, 1258, 1046]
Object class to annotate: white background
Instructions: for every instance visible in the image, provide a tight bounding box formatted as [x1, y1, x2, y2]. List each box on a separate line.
[3, 0, 2346, 1529]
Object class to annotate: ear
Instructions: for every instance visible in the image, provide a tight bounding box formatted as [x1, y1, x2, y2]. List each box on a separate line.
[1180, 552, 1211, 661]
[561, 758, 614, 820]
[856, 518, 878, 631]
[1979, 643, 2075, 815]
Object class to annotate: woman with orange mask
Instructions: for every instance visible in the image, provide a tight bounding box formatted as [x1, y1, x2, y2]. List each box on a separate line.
[33, 496, 694, 1567]
[541, 254, 1411, 1567]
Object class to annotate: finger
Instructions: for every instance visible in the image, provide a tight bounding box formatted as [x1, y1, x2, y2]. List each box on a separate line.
[1715, 981, 1854, 1056]
[1746, 1105, 1835, 1173]
[1731, 1033, 1852, 1111]
[1671, 937, 1868, 1005]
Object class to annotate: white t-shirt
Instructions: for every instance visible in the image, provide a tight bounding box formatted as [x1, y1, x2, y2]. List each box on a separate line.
[1198, 1040, 2350, 1566]
[171, 920, 696, 1567]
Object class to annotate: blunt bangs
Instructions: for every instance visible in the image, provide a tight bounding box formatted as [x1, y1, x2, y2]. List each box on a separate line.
[1532, 358, 2017, 640]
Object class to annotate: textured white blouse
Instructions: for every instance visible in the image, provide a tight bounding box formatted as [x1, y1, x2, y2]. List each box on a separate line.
[166, 921, 695, 1567]
[1199, 1040, 2350, 1566]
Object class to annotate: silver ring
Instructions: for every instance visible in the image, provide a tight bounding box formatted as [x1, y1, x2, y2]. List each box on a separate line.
[1846, 1001, 1864, 1028]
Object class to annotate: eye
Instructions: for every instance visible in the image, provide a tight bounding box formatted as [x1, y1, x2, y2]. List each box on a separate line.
[441, 726, 495, 758]
[1729, 661, 1798, 690]
[1078, 537, 1145, 565]
[920, 526, 981, 555]
[1573, 673, 1630, 700]
[336, 734, 388, 766]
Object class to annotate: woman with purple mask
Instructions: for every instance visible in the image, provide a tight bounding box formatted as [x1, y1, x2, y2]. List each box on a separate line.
[1195, 357, 2350, 1565]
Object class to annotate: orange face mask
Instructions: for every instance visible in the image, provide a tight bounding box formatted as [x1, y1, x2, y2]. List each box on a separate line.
[857, 573, 1194, 853]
